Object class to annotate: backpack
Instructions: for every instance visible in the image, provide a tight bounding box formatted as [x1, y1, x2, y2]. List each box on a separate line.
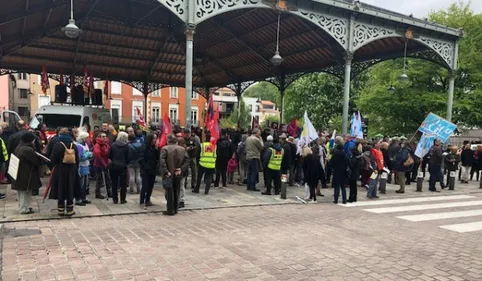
[61, 142, 76, 164]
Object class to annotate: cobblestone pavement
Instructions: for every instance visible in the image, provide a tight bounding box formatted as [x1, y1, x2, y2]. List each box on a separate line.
[2, 192, 482, 281]
[1, 176, 482, 222]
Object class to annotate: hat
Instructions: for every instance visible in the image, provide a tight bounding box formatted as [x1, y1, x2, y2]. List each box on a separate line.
[267, 135, 273, 141]
[279, 133, 287, 139]
[21, 132, 36, 143]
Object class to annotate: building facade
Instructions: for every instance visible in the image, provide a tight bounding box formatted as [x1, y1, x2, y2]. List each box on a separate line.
[25, 75, 206, 128]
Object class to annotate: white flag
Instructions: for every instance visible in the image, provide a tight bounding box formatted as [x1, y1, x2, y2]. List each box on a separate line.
[302, 111, 318, 145]
[350, 111, 364, 139]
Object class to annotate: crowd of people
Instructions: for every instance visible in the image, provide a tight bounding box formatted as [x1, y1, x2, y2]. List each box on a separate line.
[1, 119, 482, 216]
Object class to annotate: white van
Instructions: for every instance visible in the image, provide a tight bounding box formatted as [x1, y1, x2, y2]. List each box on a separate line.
[33, 105, 112, 132]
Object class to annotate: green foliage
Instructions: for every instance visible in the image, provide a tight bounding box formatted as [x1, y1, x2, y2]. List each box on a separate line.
[284, 73, 363, 131]
[261, 115, 280, 129]
[226, 99, 251, 129]
[243, 82, 281, 105]
[355, 2, 482, 136]
[220, 118, 236, 129]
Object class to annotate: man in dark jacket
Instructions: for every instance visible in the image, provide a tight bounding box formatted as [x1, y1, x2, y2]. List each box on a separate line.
[428, 139, 444, 192]
[12, 132, 41, 214]
[214, 131, 232, 188]
[279, 134, 292, 177]
[184, 128, 199, 191]
[160, 134, 189, 216]
[109, 132, 129, 204]
[261, 137, 283, 195]
[330, 138, 348, 204]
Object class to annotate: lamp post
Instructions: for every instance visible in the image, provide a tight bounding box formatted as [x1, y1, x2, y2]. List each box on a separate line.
[270, 12, 283, 67]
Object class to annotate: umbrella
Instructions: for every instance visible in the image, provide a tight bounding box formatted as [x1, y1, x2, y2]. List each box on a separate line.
[42, 167, 55, 203]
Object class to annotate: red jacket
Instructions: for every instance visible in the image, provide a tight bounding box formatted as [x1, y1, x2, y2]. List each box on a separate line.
[93, 137, 110, 168]
[371, 148, 384, 171]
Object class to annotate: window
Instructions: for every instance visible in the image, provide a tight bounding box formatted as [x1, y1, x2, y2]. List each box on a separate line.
[110, 100, 122, 123]
[169, 87, 178, 98]
[152, 89, 160, 97]
[169, 104, 179, 123]
[191, 107, 199, 125]
[17, 107, 29, 117]
[133, 88, 143, 96]
[111, 81, 121, 95]
[19, 89, 28, 99]
[248, 105, 253, 112]
[19, 73, 28, 80]
[191, 91, 198, 99]
[35, 114, 81, 130]
[151, 103, 161, 123]
[132, 101, 144, 123]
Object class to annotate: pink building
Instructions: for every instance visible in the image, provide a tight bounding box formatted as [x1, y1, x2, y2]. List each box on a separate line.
[0, 75, 10, 111]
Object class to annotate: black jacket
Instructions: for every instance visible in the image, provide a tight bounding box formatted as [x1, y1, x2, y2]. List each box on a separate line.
[281, 142, 292, 170]
[139, 144, 160, 175]
[461, 149, 474, 166]
[303, 154, 322, 186]
[216, 138, 232, 163]
[329, 145, 349, 183]
[109, 141, 129, 169]
[7, 129, 27, 155]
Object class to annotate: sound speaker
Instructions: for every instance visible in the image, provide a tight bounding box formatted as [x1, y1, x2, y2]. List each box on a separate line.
[72, 85, 84, 105]
[55, 85, 67, 103]
[93, 89, 103, 105]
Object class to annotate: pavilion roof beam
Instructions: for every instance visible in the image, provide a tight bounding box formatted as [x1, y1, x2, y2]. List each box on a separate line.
[203, 14, 289, 52]
[210, 28, 330, 63]
[0, 0, 70, 26]
[211, 17, 277, 77]
[146, 14, 174, 82]
[21, 0, 30, 39]
[73, 0, 101, 69]
[72, 4, 162, 74]
[28, 43, 185, 66]
[43, 0, 56, 28]
[6, 53, 187, 76]
[47, 36, 185, 56]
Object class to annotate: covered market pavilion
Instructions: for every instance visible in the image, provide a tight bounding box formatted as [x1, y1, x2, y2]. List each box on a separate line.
[0, 0, 463, 133]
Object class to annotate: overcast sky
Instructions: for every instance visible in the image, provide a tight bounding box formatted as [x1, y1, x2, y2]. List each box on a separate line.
[362, 0, 482, 18]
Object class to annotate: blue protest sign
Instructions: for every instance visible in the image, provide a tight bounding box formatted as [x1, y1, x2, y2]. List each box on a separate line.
[415, 134, 436, 158]
[418, 113, 456, 143]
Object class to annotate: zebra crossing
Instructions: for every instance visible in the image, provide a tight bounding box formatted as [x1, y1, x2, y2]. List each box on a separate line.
[339, 195, 482, 233]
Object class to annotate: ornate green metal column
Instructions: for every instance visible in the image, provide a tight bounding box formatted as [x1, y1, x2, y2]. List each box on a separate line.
[184, 0, 196, 128]
[446, 41, 459, 122]
[342, 54, 352, 135]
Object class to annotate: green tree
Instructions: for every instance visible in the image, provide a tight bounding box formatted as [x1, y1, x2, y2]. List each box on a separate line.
[355, 2, 482, 135]
[284, 73, 363, 131]
[226, 99, 251, 129]
[243, 82, 281, 105]
[261, 115, 280, 129]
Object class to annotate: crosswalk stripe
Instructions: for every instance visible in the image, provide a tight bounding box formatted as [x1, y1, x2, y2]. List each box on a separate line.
[364, 200, 482, 214]
[440, 221, 482, 233]
[340, 195, 475, 207]
[397, 209, 482, 222]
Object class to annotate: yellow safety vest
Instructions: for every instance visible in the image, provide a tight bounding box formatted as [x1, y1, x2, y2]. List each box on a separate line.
[199, 142, 216, 169]
[0, 138, 8, 162]
[267, 147, 284, 171]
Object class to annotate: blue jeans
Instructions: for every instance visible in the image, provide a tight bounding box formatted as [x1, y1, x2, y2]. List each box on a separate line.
[367, 173, 379, 198]
[247, 159, 259, 190]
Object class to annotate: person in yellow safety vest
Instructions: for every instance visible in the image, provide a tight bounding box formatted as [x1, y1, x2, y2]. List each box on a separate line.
[261, 137, 284, 195]
[0, 126, 8, 198]
[194, 135, 217, 195]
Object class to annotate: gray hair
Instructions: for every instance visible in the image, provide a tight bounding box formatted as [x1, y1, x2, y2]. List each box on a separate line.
[335, 136, 344, 146]
[252, 128, 260, 135]
[76, 131, 89, 142]
[116, 132, 129, 143]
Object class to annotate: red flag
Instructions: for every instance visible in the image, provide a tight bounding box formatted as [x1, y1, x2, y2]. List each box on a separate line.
[251, 116, 260, 130]
[89, 73, 94, 98]
[41, 65, 49, 94]
[59, 69, 64, 86]
[135, 107, 148, 131]
[104, 77, 109, 98]
[209, 105, 220, 146]
[158, 114, 172, 148]
[204, 93, 214, 129]
[83, 67, 89, 95]
[287, 119, 298, 137]
[69, 73, 75, 95]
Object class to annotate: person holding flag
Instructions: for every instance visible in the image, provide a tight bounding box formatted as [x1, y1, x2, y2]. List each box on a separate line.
[194, 132, 217, 195]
